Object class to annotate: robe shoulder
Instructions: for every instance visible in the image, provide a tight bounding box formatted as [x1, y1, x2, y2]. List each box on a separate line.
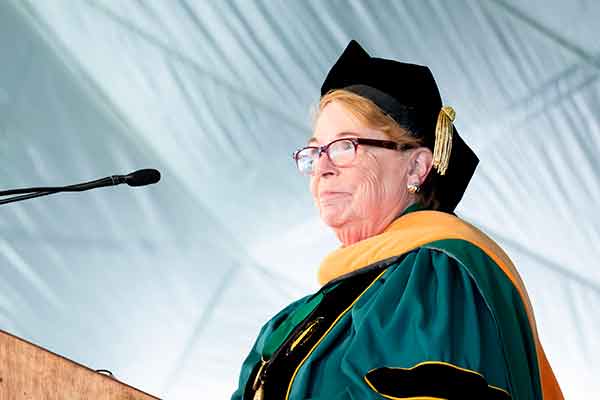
[331, 240, 541, 400]
[230, 294, 312, 400]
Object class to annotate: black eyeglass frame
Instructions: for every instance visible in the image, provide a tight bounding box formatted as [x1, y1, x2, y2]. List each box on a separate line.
[292, 137, 413, 174]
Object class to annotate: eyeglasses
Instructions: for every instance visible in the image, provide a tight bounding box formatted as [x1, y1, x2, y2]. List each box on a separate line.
[292, 137, 412, 175]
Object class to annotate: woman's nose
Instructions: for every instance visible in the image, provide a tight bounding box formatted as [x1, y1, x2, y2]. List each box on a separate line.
[314, 151, 337, 177]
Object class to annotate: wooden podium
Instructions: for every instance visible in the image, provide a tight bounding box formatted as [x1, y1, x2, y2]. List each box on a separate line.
[0, 330, 160, 399]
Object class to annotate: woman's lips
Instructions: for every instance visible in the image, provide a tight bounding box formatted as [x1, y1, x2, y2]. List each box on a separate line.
[319, 191, 350, 202]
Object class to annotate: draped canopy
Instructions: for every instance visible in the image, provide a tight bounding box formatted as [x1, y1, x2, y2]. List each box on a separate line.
[1, 1, 598, 398]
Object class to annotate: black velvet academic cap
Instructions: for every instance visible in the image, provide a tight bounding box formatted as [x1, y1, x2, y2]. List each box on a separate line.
[320, 40, 478, 213]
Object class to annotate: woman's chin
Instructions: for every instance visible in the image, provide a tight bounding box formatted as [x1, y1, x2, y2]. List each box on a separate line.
[319, 206, 349, 229]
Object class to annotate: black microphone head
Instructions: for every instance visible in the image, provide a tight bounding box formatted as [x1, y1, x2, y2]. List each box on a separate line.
[125, 169, 161, 187]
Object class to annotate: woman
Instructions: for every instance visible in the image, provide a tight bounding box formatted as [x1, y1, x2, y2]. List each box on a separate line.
[232, 40, 563, 400]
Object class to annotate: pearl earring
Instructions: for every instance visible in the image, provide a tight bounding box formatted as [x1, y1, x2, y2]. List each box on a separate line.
[407, 183, 420, 194]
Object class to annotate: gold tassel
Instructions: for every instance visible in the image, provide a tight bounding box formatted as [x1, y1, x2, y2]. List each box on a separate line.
[432, 106, 455, 176]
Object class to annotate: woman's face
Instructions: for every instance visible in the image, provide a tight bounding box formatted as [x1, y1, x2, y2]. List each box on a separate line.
[309, 101, 414, 236]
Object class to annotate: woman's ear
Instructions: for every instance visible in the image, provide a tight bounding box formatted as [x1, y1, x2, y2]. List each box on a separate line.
[408, 147, 434, 185]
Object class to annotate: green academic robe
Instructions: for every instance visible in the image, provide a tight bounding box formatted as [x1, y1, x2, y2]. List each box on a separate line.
[231, 209, 562, 400]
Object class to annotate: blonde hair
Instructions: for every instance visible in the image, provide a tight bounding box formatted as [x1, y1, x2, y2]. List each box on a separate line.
[314, 89, 440, 209]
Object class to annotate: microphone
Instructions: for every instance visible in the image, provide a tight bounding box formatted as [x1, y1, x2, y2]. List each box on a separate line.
[122, 169, 161, 187]
[0, 169, 161, 205]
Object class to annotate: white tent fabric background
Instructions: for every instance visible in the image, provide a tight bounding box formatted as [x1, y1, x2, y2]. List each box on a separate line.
[1, 1, 598, 398]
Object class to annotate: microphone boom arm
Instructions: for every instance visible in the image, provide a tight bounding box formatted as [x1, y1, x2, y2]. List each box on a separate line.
[0, 169, 160, 206]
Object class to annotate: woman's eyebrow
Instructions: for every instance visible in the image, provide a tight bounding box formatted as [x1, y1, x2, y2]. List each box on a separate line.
[307, 131, 358, 145]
